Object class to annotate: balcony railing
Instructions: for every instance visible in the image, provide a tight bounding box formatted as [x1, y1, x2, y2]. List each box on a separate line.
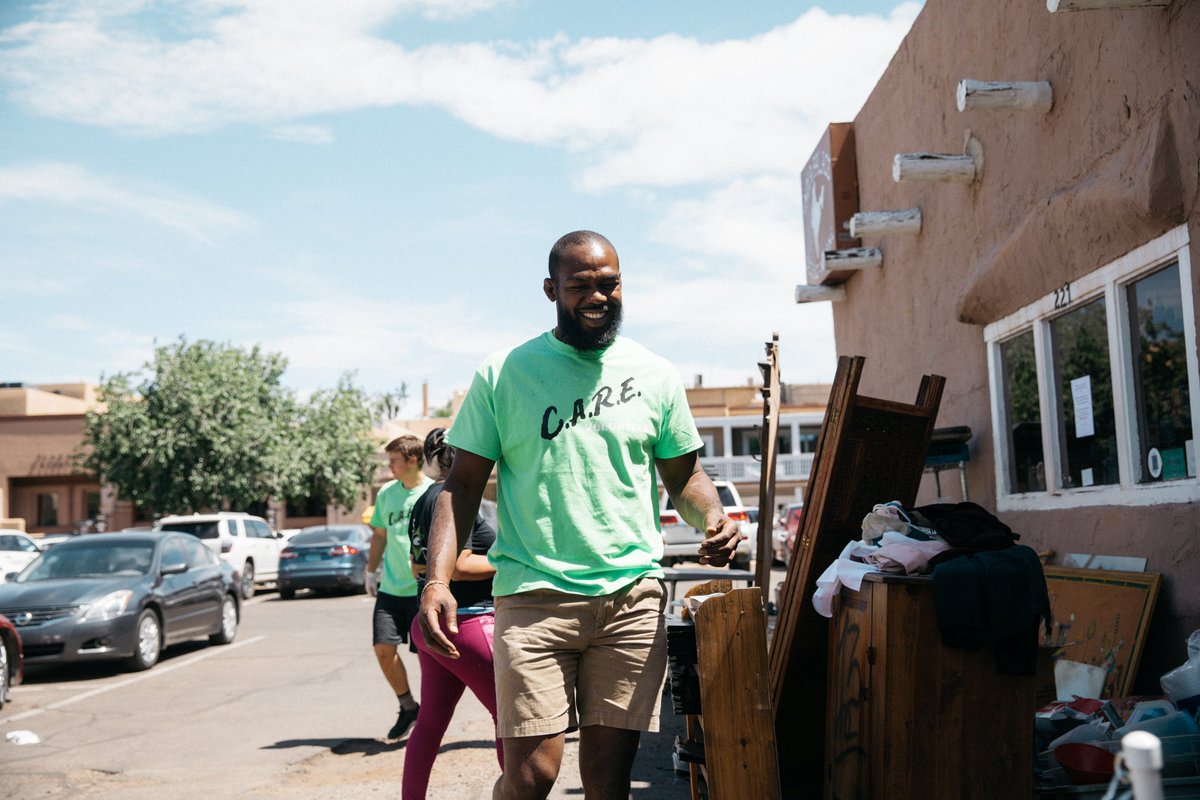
[700, 453, 814, 482]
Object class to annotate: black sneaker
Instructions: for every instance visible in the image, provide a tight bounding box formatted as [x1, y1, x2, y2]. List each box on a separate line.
[387, 704, 419, 740]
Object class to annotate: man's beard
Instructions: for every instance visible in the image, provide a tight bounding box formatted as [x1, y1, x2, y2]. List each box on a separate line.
[556, 300, 623, 351]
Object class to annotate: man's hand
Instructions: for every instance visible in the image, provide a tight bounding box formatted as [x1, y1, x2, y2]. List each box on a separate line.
[419, 583, 461, 659]
[698, 513, 742, 567]
[365, 569, 380, 597]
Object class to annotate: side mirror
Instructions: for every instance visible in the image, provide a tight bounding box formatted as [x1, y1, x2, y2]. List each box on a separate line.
[275, 532, 283, 539]
[161, 561, 188, 575]
[4, 572, 17, 582]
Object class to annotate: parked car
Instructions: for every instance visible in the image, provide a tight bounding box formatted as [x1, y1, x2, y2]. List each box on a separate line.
[0, 531, 240, 671]
[155, 512, 283, 599]
[0, 611, 23, 710]
[777, 501, 805, 566]
[277, 524, 373, 599]
[660, 480, 755, 569]
[0, 532, 43, 581]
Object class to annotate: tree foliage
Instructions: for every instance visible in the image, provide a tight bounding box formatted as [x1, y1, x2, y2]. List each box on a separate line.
[83, 338, 377, 516]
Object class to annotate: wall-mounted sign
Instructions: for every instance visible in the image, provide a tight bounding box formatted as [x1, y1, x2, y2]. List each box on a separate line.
[801, 122, 861, 286]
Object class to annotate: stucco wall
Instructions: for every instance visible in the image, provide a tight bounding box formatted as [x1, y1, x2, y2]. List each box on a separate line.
[837, 0, 1200, 686]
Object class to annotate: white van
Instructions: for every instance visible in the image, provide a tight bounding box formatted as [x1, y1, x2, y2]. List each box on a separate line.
[155, 512, 283, 599]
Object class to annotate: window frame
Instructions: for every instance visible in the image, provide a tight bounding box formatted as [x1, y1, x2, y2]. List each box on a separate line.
[985, 224, 1198, 511]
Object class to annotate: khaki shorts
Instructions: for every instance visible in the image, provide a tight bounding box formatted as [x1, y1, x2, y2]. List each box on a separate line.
[493, 577, 668, 738]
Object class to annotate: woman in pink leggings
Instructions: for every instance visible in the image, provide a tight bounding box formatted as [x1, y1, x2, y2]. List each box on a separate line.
[403, 428, 502, 800]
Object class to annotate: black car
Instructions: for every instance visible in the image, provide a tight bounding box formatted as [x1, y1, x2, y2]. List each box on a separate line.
[0, 531, 240, 671]
[277, 524, 372, 599]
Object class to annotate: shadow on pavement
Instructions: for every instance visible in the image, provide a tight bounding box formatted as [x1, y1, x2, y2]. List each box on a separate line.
[263, 738, 406, 755]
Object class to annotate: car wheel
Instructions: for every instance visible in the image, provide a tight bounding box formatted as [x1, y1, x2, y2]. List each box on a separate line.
[279, 588, 295, 600]
[128, 610, 162, 671]
[210, 594, 239, 644]
[239, 561, 255, 600]
[0, 638, 9, 710]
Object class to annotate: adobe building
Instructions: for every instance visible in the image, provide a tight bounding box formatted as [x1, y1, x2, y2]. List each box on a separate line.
[0, 383, 119, 534]
[799, 0, 1198, 686]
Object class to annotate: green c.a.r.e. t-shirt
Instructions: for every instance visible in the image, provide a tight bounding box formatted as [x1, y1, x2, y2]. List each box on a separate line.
[446, 332, 702, 597]
[369, 475, 433, 597]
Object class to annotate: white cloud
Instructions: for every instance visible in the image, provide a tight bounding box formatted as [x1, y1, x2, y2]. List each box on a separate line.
[5, 275, 69, 296]
[0, 2, 920, 191]
[0, 161, 250, 241]
[268, 124, 335, 144]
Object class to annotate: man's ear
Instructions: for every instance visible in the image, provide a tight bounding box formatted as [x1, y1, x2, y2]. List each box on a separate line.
[543, 277, 557, 302]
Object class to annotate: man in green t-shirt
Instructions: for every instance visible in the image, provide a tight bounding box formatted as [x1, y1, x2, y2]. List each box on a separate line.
[419, 231, 741, 800]
[367, 434, 434, 741]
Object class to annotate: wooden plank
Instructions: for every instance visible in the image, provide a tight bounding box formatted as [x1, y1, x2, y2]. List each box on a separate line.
[695, 588, 781, 800]
[755, 334, 781, 603]
[769, 356, 944, 797]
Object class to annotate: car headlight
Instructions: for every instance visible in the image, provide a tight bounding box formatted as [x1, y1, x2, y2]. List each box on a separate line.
[79, 590, 134, 622]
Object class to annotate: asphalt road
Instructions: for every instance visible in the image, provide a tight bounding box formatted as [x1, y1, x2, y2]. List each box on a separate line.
[0, 574, 735, 800]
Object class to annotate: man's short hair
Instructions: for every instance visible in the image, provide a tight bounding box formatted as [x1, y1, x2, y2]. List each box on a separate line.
[384, 435, 424, 465]
[548, 230, 616, 279]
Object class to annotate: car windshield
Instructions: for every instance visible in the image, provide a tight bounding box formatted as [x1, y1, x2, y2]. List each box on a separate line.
[0, 534, 38, 552]
[292, 528, 360, 546]
[159, 521, 220, 539]
[20, 543, 156, 581]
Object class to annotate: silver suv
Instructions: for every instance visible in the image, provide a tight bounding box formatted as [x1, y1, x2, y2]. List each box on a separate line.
[155, 512, 283, 599]
[659, 480, 754, 569]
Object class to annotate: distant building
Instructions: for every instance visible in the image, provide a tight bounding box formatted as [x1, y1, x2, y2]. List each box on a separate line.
[687, 381, 830, 513]
[0, 383, 114, 535]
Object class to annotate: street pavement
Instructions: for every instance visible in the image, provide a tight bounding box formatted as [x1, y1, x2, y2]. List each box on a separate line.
[0, 569, 758, 800]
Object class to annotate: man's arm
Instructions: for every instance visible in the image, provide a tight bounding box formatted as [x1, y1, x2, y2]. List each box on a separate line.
[418, 449, 495, 658]
[657, 450, 742, 567]
[365, 527, 387, 595]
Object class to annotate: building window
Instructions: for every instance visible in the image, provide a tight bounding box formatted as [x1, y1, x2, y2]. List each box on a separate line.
[1128, 262, 1194, 483]
[797, 426, 821, 454]
[985, 225, 1198, 510]
[1050, 297, 1118, 489]
[36, 493, 58, 527]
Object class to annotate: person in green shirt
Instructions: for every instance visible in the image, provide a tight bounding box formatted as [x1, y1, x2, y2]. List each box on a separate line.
[418, 230, 741, 800]
[367, 434, 434, 741]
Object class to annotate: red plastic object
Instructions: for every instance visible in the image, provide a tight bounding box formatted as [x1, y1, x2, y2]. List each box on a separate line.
[1054, 743, 1116, 785]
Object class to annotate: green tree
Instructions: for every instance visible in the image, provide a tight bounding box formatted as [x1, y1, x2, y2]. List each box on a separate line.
[284, 377, 377, 511]
[83, 338, 376, 516]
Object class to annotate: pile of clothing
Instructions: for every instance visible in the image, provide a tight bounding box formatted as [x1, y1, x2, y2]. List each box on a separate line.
[813, 500, 1051, 675]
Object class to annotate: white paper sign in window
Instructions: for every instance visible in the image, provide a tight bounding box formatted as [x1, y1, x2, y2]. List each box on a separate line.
[1071, 376, 1095, 439]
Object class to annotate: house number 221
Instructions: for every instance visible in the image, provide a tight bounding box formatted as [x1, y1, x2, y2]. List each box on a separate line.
[1053, 282, 1072, 309]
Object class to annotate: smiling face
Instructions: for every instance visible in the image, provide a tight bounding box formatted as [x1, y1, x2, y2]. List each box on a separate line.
[544, 239, 624, 351]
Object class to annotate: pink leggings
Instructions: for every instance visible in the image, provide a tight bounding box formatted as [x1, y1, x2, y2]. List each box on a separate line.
[402, 613, 503, 800]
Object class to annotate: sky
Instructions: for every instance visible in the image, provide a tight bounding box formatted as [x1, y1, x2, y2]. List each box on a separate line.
[0, 0, 923, 413]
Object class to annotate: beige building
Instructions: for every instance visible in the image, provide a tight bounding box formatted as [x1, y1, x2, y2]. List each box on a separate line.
[800, 0, 1199, 684]
[0, 383, 117, 535]
[688, 381, 830, 512]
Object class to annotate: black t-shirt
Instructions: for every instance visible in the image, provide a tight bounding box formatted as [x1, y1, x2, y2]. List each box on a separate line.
[408, 482, 495, 609]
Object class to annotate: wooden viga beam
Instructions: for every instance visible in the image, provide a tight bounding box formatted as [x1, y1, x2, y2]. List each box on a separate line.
[822, 247, 882, 273]
[893, 152, 976, 183]
[795, 284, 846, 303]
[849, 208, 921, 238]
[957, 80, 1053, 113]
[1048, 0, 1167, 10]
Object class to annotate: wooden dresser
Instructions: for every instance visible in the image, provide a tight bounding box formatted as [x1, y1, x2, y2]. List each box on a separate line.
[826, 573, 1035, 800]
